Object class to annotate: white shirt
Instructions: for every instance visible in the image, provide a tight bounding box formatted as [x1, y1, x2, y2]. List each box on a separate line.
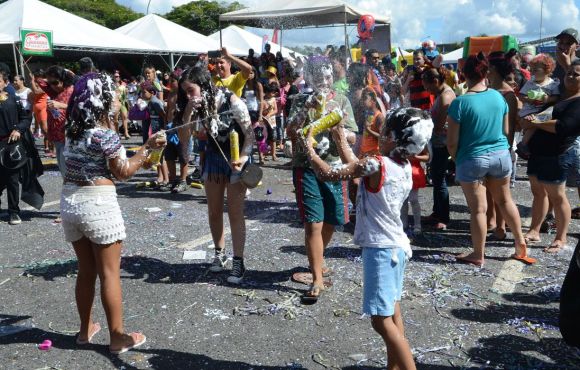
[354, 156, 413, 257]
[15, 87, 31, 111]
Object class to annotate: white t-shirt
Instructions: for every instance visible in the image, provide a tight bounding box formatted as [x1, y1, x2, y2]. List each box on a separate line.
[15, 87, 31, 111]
[519, 77, 560, 117]
[354, 156, 413, 257]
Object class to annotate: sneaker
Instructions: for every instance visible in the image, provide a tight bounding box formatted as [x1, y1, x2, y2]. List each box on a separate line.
[227, 257, 245, 284]
[9, 213, 21, 225]
[171, 180, 188, 193]
[209, 250, 227, 272]
[157, 182, 173, 192]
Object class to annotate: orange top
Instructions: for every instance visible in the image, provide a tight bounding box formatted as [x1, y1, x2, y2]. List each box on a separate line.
[360, 111, 383, 157]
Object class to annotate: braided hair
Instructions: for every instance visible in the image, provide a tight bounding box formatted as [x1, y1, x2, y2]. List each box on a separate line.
[174, 61, 216, 126]
[66, 72, 115, 141]
[384, 107, 433, 159]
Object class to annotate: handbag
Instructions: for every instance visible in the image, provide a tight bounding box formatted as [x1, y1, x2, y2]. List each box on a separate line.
[0, 138, 28, 170]
[128, 103, 150, 121]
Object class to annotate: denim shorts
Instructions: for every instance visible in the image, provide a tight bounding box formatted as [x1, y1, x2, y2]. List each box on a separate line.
[528, 147, 577, 185]
[566, 138, 580, 187]
[362, 247, 407, 317]
[455, 149, 512, 183]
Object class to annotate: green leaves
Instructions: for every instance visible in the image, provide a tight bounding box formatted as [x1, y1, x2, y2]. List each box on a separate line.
[165, 1, 245, 35]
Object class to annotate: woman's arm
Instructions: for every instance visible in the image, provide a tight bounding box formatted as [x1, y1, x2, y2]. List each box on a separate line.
[446, 116, 460, 159]
[109, 134, 165, 180]
[505, 92, 518, 146]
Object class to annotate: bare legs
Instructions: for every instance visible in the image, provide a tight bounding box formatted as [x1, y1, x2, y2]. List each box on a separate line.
[525, 176, 548, 241]
[459, 176, 527, 265]
[304, 222, 335, 289]
[371, 303, 416, 370]
[72, 237, 143, 350]
[205, 177, 246, 257]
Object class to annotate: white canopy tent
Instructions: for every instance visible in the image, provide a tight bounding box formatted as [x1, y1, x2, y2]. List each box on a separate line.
[219, 0, 391, 61]
[209, 26, 301, 60]
[116, 14, 245, 69]
[0, 0, 159, 75]
[442, 47, 464, 64]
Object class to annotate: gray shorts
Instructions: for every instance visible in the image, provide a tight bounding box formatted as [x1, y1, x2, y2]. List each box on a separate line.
[61, 184, 126, 245]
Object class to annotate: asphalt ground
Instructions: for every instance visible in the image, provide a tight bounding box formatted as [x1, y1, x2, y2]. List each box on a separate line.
[1, 137, 579, 370]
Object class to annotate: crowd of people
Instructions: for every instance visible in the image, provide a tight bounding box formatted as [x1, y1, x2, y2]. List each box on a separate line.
[1, 26, 579, 366]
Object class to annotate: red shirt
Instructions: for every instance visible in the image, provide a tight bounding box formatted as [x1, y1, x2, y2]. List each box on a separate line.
[39, 80, 73, 143]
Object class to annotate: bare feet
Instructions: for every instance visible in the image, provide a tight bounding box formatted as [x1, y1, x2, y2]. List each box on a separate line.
[110, 332, 146, 354]
[511, 243, 537, 265]
[455, 252, 484, 266]
[524, 232, 541, 244]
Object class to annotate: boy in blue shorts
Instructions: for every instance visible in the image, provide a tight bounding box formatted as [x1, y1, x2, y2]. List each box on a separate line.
[302, 107, 433, 370]
[287, 56, 358, 302]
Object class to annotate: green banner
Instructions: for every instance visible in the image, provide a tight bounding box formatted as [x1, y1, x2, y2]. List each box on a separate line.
[20, 29, 53, 56]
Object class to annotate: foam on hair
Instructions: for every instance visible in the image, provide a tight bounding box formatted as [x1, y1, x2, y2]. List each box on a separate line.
[385, 107, 433, 158]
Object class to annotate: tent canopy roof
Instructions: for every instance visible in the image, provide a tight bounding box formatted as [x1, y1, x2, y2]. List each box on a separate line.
[442, 47, 463, 64]
[219, 0, 390, 28]
[209, 26, 302, 59]
[0, 0, 158, 54]
[116, 14, 244, 55]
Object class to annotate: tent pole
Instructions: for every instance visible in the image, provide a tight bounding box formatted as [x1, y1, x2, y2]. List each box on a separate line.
[170, 53, 175, 71]
[219, 20, 223, 48]
[12, 42, 20, 76]
[344, 12, 348, 65]
[18, 43, 25, 80]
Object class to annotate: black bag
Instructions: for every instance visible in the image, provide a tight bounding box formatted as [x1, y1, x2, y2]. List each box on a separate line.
[559, 240, 580, 348]
[0, 138, 28, 170]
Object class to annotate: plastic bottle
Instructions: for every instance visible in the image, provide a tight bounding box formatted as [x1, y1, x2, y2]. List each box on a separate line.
[230, 131, 239, 161]
[143, 131, 167, 167]
[47, 98, 61, 119]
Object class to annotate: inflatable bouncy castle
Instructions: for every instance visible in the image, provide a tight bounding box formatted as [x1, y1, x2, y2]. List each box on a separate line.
[462, 35, 519, 58]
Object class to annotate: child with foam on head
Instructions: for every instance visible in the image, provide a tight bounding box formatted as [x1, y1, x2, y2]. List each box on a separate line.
[301, 107, 433, 370]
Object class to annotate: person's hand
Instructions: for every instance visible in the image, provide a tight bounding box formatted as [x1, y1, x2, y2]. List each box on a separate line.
[298, 125, 314, 151]
[231, 155, 248, 172]
[8, 130, 20, 143]
[47, 100, 55, 110]
[146, 132, 167, 150]
[520, 115, 536, 129]
[221, 47, 231, 60]
[330, 119, 346, 141]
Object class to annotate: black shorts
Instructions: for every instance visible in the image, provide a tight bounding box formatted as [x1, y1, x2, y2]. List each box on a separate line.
[527, 149, 576, 185]
[266, 124, 277, 142]
[164, 141, 188, 165]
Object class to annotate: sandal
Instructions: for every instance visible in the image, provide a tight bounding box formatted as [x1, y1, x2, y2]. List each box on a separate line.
[510, 253, 537, 265]
[110, 332, 146, 354]
[301, 284, 324, 304]
[455, 254, 484, 267]
[543, 242, 565, 254]
[524, 236, 541, 244]
[76, 322, 101, 345]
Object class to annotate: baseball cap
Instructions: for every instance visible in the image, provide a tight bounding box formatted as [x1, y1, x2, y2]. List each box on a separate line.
[555, 28, 579, 44]
[266, 66, 277, 76]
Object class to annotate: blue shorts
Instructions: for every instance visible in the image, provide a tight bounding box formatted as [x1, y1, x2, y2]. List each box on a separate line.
[202, 150, 242, 184]
[528, 147, 578, 185]
[456, 149, 512, 183]
[362, 247, 407, 317]
[566, 138, 580, 187]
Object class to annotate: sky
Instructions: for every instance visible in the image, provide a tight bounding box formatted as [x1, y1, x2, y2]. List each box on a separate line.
[116, 0, 580, 49]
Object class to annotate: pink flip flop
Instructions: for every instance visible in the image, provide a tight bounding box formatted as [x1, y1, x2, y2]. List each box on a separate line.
[110, 332, 146, 355]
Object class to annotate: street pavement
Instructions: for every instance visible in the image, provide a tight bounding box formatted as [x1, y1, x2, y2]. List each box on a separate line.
[1, 138, 579, 370]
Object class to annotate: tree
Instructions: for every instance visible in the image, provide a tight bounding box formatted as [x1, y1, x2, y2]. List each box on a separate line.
[165, 1, 245, 36]
[0, 0, 142, 29]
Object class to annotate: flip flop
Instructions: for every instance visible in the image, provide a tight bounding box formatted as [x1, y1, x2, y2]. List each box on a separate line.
[109, 332, 146, 355]
[543, 243, 565, 254]
[76, 322, 101, 345]
[291, 272, 333, 287]
[524, 236, 541, 244]
[510, 253, 537, 265]
[301, 284, 324, 304]
[455, 255, 484, 267]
